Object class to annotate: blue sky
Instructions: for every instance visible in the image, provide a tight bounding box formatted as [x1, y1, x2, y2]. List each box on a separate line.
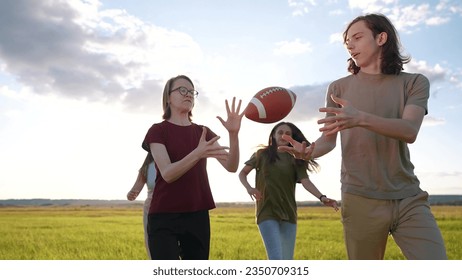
[0, 0, 461, 203]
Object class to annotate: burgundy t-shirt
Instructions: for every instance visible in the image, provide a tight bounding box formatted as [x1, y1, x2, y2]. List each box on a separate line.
[142, 121, 216, 213]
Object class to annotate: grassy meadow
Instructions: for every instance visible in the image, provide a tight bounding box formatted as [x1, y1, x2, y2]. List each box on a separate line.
[0, 205, 460, 260]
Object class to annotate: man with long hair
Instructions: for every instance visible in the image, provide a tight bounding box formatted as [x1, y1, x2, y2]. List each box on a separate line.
[281, 14, 447, 260]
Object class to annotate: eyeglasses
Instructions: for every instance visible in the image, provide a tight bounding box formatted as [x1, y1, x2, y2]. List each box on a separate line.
[170, 86, 199, 97]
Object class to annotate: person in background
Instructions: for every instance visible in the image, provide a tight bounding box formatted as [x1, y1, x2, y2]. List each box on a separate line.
[127, 153, 156, 259]
[280, 13, 447, 260]
[239, 121, 338, 260]
[142, 74, 244, 260]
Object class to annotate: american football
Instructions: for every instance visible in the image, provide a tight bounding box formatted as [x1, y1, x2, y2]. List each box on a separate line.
[244, 86, 297, 123]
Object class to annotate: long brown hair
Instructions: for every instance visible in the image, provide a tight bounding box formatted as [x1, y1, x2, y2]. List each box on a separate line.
[161, 75, 194, 121]
[343, 13, 410, 75]
[139, 153, 154, 180]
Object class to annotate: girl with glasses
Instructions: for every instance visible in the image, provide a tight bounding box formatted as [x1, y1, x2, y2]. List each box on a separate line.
[142, 75, 244, 260]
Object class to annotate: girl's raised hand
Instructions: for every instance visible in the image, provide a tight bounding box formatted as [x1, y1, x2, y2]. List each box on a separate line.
[217, 97, 245, 134]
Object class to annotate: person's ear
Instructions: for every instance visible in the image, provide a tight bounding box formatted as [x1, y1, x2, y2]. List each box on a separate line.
[377, 32, 387, 46]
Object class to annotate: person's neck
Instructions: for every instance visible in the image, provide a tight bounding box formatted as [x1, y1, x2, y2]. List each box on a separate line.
[360, 61, 382, 74]
[168, 114, 191, 126]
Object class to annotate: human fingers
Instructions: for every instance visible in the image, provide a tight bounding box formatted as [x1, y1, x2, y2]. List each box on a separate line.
[333, 203, 339, 211]
[127, 191, 138, 201]
[278, 146, 294, 152]
[228, 97, 243, 115]
[296, 141, 308, 158]
[281, 134, 295, 144]
[200, 126, 207, 141]
[230, 97, 236, 113]
[282, 135, 305, 151]
[205, 146, 229, 158]
[330, 94, 348, 107]
[319, 122, 339, 131]
[321, 128, 340, 137]
[216, 116, 225, 126]
[317, 116, 332, 125]
[278, 146, 299, 159]
[235, 98, 242, 114]
[318, 107, 342, 117]
[206, 135, 222, 146]
[225, 98, 231, 115]
[255, 192, 262, 200]
[325, 199, 339, 211]
[278, 141, 309, 160]
[207, 145, 229, 153]
[290, 142, 314, 161]
[318, 121, 342, 136]
[247, 189, 258, 201]
[250, 189, 262, 201]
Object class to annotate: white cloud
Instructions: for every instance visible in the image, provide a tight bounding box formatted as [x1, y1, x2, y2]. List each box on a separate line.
[404, 60, 446, 84]
[273, 39, 313, 56]
[438, 0, 462, 15]
[0, 0, 203, 112]
[426, 16, 450, 26]
[288, 0, 317, 16]
[348, 0, 395, 13]
[329, 32, 343, 44]
[329, 9, 345, 16]
[389, 4, 431, 32]
[422, 115, 445, 127]
[286, 0, 460, 33]
[449, 5, 462, 15]
[347, 0, 458, 33]
[449, 74, 462, 89]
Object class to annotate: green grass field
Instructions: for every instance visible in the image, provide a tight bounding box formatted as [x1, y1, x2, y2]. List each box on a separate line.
[0, 205, 460, 260]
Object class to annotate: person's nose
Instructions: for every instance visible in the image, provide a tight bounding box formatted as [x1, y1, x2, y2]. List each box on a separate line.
[186, 91, 197, 98]
[346, 42, 354, 50]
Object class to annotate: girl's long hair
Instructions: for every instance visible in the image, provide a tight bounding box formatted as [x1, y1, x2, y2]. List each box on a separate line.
[139, 153, 154, 180]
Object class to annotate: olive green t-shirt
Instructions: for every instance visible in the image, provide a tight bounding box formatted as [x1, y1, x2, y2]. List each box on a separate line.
[245, 151, 308, 224]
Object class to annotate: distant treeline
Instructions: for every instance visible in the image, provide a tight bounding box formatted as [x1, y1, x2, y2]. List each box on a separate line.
[1, 195, 462, 207]
[428, 195, 462, 205]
